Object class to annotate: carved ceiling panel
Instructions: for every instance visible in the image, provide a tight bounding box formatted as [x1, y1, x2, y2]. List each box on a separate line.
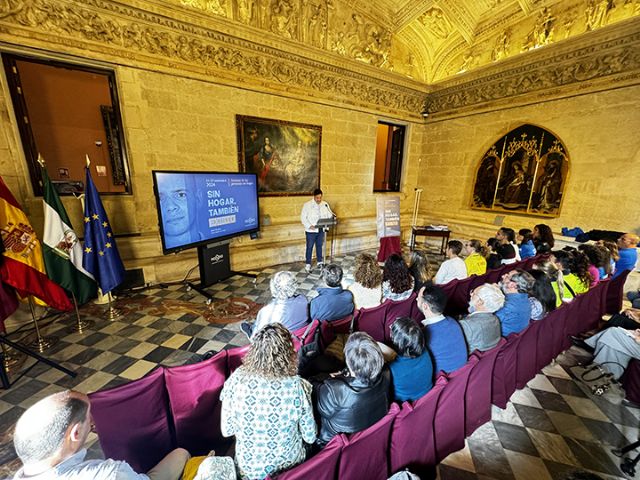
[172, 0, 640, 83]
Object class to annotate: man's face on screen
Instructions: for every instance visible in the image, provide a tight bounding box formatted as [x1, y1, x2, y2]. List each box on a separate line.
[159, 176, 193, 236]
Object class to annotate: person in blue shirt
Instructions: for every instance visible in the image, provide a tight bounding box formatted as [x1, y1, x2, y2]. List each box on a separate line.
[310, 264, 354, 321]
[495, 269, 534, 336]
[613, 233, 639, 279]
[416, 284, 467, 377]
[517, 228, 536, 259]
[388, 317, 433, 402]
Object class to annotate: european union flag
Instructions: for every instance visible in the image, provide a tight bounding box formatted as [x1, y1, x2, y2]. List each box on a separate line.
[82, 166, 125, 294]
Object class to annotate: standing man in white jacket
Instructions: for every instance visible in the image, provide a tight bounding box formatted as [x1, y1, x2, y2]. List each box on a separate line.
[301, 188, 334, 273]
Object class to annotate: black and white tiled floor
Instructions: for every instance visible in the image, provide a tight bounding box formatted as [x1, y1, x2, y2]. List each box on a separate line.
[0, 244, 638, 479]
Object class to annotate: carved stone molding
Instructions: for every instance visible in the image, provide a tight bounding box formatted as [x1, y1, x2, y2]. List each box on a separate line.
[0, 0, 425, 117]
[424, 19, 640, 116]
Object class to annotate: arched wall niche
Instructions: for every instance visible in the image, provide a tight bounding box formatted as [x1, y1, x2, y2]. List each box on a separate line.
[471, 124, 569, 217]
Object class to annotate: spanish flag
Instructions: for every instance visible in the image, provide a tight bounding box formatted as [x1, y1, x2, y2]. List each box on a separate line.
[0, 176, 72, 312]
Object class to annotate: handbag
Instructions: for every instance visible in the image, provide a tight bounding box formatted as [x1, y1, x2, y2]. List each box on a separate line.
[569, 363, 625, 404]
[293, 322, 322, 376]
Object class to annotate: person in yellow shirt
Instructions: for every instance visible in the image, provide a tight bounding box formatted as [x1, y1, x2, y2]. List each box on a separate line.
[464, 239, 488, 276]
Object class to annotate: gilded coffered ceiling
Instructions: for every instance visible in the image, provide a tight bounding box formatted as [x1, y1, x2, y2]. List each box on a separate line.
[174, 0, 640, 83]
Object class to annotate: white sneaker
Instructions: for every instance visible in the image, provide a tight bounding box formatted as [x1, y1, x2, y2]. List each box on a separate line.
[305, 264, 312, 273]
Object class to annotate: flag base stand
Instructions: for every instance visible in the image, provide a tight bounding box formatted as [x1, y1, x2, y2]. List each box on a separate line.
[27, 299, 57, 353]
[1, 344, 25, 374]
[67, 294, 94, 334]
[105, 295, 122, 321]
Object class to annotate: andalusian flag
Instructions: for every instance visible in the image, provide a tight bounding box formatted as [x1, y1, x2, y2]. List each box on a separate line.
[41, 166, 97, 305]
[82, 165, 125, 295]
[0, 176, 72, 312]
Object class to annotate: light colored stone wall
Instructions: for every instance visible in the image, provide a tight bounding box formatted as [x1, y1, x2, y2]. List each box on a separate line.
[417, 84, 640, 240]
[0, 64, 423, 282]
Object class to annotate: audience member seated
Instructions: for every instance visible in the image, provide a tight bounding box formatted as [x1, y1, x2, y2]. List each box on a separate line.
[533, 223, 555, 254]
[594, 242, 613, 280]
[613, 232, 639, 279]
[316, 332, 390, 447]
[221, 324, 317, 478]
[416, 284, 468, 375]
[574, 326, 640, 381]
[598, 240, 619, 277]
[495, 228, 517, 265]
[554, 250, 591, 299]
[241, 271, 308, 339]
[627, 290, 640, 309]
[486, 238, 502, 270]
[382, 253, 415, 301]
[517, 228, 536, 259]
[602, 307, 640, 330]
[533, 259, 565, 307]
[464, 239, 487, 276]
[408, 250, 433, 292]
[578, 244, 604, 286]
[310, 264, 354, 321]
[388, 317, 433, 402]
[12, 390, 190, 480]
[348, 253, 382, 309]
[434, 240, 467, 285]
[495, 269, 534, 336]
[459, 284, 505, 353]
[527, 269, 556, 320]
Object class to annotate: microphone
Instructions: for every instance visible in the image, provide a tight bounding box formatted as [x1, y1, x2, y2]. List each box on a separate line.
[325, 204, 336, 218]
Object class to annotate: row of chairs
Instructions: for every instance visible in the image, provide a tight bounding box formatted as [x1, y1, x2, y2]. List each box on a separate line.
[88, 263, 630, 479]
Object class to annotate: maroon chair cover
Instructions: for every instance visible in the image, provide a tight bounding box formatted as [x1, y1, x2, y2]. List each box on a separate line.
[272, 435, 345, 480]
[535, 313, 559, 372]
[164, 350, 228, 455]
[337, 404, 399, 480]
[469, 273, 487, 291]
[606, 269, 631, 314]
[377, 236, 401, 262]
[410, 298, 424, 322]
[227, 345, 250, 374]
[291, 320, 321, 351]
[439, 278, 459, 304]
[550, 304, 572, 353]
[621, 359, 640, 405]
[563, 293, 589, 340]
[434, 358, 478, 462]
[89, 367, 175, 473]
[444, 276, 474, 318]
[383, 294, 416, 343]
[516, 321, 542, 389]
[465, 338, 506, 436]
[390, 375, 448, 473]
[355, 302, 389, 342]
[580, 281, 607, 332]
[319, 313, 354, 348]
[492, 332, 522, 408]
[484, 264, 508, 285]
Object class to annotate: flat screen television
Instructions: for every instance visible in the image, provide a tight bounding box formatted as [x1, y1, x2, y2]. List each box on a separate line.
[152, 170, 260, 254]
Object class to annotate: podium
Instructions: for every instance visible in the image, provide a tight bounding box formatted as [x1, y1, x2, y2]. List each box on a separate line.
[317, 216, 338, 263]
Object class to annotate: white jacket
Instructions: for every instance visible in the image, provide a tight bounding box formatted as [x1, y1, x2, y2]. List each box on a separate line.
[301, 199, 334, 233]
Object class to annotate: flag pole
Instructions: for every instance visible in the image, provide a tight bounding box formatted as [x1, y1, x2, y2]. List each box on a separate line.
[27, 297, 57, 353]
[67, 292, 93, 334]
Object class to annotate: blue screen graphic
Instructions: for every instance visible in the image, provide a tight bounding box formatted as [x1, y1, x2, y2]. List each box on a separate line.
[153, 171, 259, 253]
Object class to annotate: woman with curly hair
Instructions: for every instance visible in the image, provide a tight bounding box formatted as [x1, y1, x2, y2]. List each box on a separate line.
[408, 250, 432, 291]
[554, 249, 592, 300]
[348, 253, 383, 309]
[599, 240, 619, 277]
[382, 253, 414, 301]
[533, 224, 555, 254]
[221, 323, 316, 479]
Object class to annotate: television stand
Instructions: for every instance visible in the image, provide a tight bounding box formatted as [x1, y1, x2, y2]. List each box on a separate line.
[187, 242, 256, 304]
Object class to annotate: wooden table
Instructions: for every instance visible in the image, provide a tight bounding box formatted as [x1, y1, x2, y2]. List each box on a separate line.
[410, 227, 451, 255]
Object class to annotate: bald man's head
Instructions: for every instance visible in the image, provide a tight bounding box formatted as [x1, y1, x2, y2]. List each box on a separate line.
[14, 390, 89, 467]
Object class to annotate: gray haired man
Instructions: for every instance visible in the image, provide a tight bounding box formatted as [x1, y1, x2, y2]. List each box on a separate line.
[459, 283, 505, 353]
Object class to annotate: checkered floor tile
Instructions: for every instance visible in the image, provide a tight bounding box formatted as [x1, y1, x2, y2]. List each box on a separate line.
[0, 244, 637, 479]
